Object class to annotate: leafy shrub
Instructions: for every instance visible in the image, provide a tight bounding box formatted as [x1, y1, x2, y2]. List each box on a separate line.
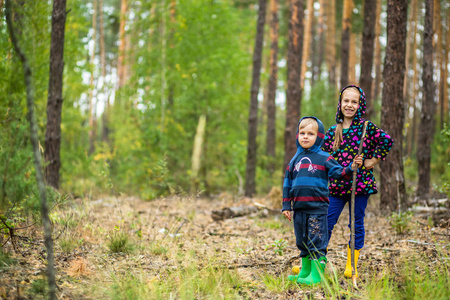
[107, 228, 133, 253]
[389, 211, 412, 234]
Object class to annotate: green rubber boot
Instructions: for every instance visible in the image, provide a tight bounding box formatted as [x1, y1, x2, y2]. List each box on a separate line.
[288, 255, 311, 281]
[297, 257, 327, 285]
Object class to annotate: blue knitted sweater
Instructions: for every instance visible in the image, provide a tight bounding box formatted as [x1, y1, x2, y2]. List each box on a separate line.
[282, 116, 354, 214]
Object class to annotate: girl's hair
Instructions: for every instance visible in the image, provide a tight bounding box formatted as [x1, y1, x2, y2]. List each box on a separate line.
[299, 118, 318, 132]
[332, 87, 360, 152]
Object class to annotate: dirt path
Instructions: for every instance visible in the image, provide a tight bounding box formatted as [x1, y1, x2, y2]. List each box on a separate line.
[1, 195, 449, 299]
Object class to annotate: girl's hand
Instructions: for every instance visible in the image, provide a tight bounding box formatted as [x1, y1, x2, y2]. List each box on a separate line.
[353, 155, 363, 169]
[282, 210, 291, 221]
[364, 157, 380, 169]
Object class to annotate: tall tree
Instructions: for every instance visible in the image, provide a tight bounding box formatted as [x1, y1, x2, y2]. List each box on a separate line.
[266, 0, 279, 173]
[313, 0, 325, 83]
[379, 0, 408, 213]
[283, 0, 304, 171]
[441, 5, 450, 127]
[372, 0, 383, 104]
[340, 0, 353, 88]
[416, 0, 435, 199]
[6, 1, 57, 298]
[88, 0, 97, 155]
[117, 0, 127, 88]
[45, 0, 68, 190]
[360, 0, 376, 119]
[326, 0, 336, 87]
[300, 0, 313, 89]
[245, 0, 267, 197]
[406, 0, 419, 157]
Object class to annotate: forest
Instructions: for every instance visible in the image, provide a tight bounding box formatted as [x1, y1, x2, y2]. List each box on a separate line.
[0, 0, 449, 299]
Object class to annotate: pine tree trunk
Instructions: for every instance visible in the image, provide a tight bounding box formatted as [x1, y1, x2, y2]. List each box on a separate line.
[406, 0, 418, 157]
[6, 2, 57, 299]
[283, 0, 304, 173]
[117, 0, 127, 88]
[349, 32, 356, 83]
[360, 0, 376, 119]
[340, 0, 353, 88]
[88, 0, 97, 155]
[416, 0, 435, 199]
[44, 0, 67, 190]
[442, 5, 450, 127]
[99, 0, 109, 142]
[266, 0, 279, 172]
[300, 0, 313, 89]
[326, 0, 336, 87]
[372, 0, 382, 105]
[245, 0, 267, 197]
[314, 0, 325, 83]
[379, 0, 408, 213]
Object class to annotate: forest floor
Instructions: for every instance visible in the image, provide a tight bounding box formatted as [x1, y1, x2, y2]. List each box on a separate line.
[0, 193, 449, 299]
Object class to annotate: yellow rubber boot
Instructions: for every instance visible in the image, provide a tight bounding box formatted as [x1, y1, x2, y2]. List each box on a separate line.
[344, 246, 360, 278]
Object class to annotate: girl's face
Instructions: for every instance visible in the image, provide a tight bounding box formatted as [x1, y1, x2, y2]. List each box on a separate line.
[341, 89, 360, 120]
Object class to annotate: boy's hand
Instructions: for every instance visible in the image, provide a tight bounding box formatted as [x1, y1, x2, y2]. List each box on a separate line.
[282, 210, 291, 221]
[352, 155, 363, 170]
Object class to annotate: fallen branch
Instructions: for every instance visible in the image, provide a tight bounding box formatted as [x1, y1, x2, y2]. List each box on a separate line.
[226, 261, 275, 269]
[211, 205, 258, 221]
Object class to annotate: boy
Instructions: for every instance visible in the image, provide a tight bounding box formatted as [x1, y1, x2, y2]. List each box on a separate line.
[282, 117, 362, 285]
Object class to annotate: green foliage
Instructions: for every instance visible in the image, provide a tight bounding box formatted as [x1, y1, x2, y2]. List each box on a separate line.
[261, 273, 290, 293]
[265, 239, 288, 256]
[107, 227, 133, 254]
[431, 124, 450, 196]
[0, 249, 17, 270]
[58, 233, 79, 254]
[388, 211, 413, 234]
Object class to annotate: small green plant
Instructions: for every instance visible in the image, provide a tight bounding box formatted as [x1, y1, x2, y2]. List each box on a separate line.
[107, 227, 133, 253]
[59, 234, 79, 254]
[261, 273, 290, 292]
[389, 211, 413, 234]
[149, 242, 169, 256]
[265, 239, 288, 256]
[0, 249, 16, 270]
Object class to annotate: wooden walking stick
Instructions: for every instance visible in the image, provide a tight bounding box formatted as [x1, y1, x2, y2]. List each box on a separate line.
[351, 121, 368, 288]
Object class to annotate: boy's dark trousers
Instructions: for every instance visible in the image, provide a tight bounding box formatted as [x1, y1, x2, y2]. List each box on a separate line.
[293, 211, 328, 259]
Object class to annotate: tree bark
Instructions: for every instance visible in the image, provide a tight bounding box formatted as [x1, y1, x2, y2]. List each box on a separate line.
[314, 0, 325, 83]
[379, 0, 408, 213]
[266, 0, 279, 173]
[442, 5, 450, 127]
[300, 0, 313, 89]
[416, 0, 435, 199]
[340, 0, 353, 88]
[326, 0, 336, 87]
[406, 0, 419, 157]
[360, 0, 376, 119]
[245, 0, 267, 197]
[5, 1, 56, 299]
[117, 0, 127, 88]
[88, 0, 97, 155]
[44, 0, 67, 190]
[283, 0, 304, 173]
[372, 0, 382, 105]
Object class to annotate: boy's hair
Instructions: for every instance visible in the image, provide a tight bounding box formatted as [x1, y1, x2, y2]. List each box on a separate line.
[299, 118, 318, 132]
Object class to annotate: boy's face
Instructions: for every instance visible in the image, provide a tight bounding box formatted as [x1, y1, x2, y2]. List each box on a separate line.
[298, 123, 317, 149]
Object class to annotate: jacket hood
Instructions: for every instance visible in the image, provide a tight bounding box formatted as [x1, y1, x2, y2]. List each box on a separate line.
[295, 116, 325, 151]
[335, 85, 366, 123]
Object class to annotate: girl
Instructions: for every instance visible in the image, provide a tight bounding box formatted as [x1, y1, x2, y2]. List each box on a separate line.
[322, 85, 393, 278]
